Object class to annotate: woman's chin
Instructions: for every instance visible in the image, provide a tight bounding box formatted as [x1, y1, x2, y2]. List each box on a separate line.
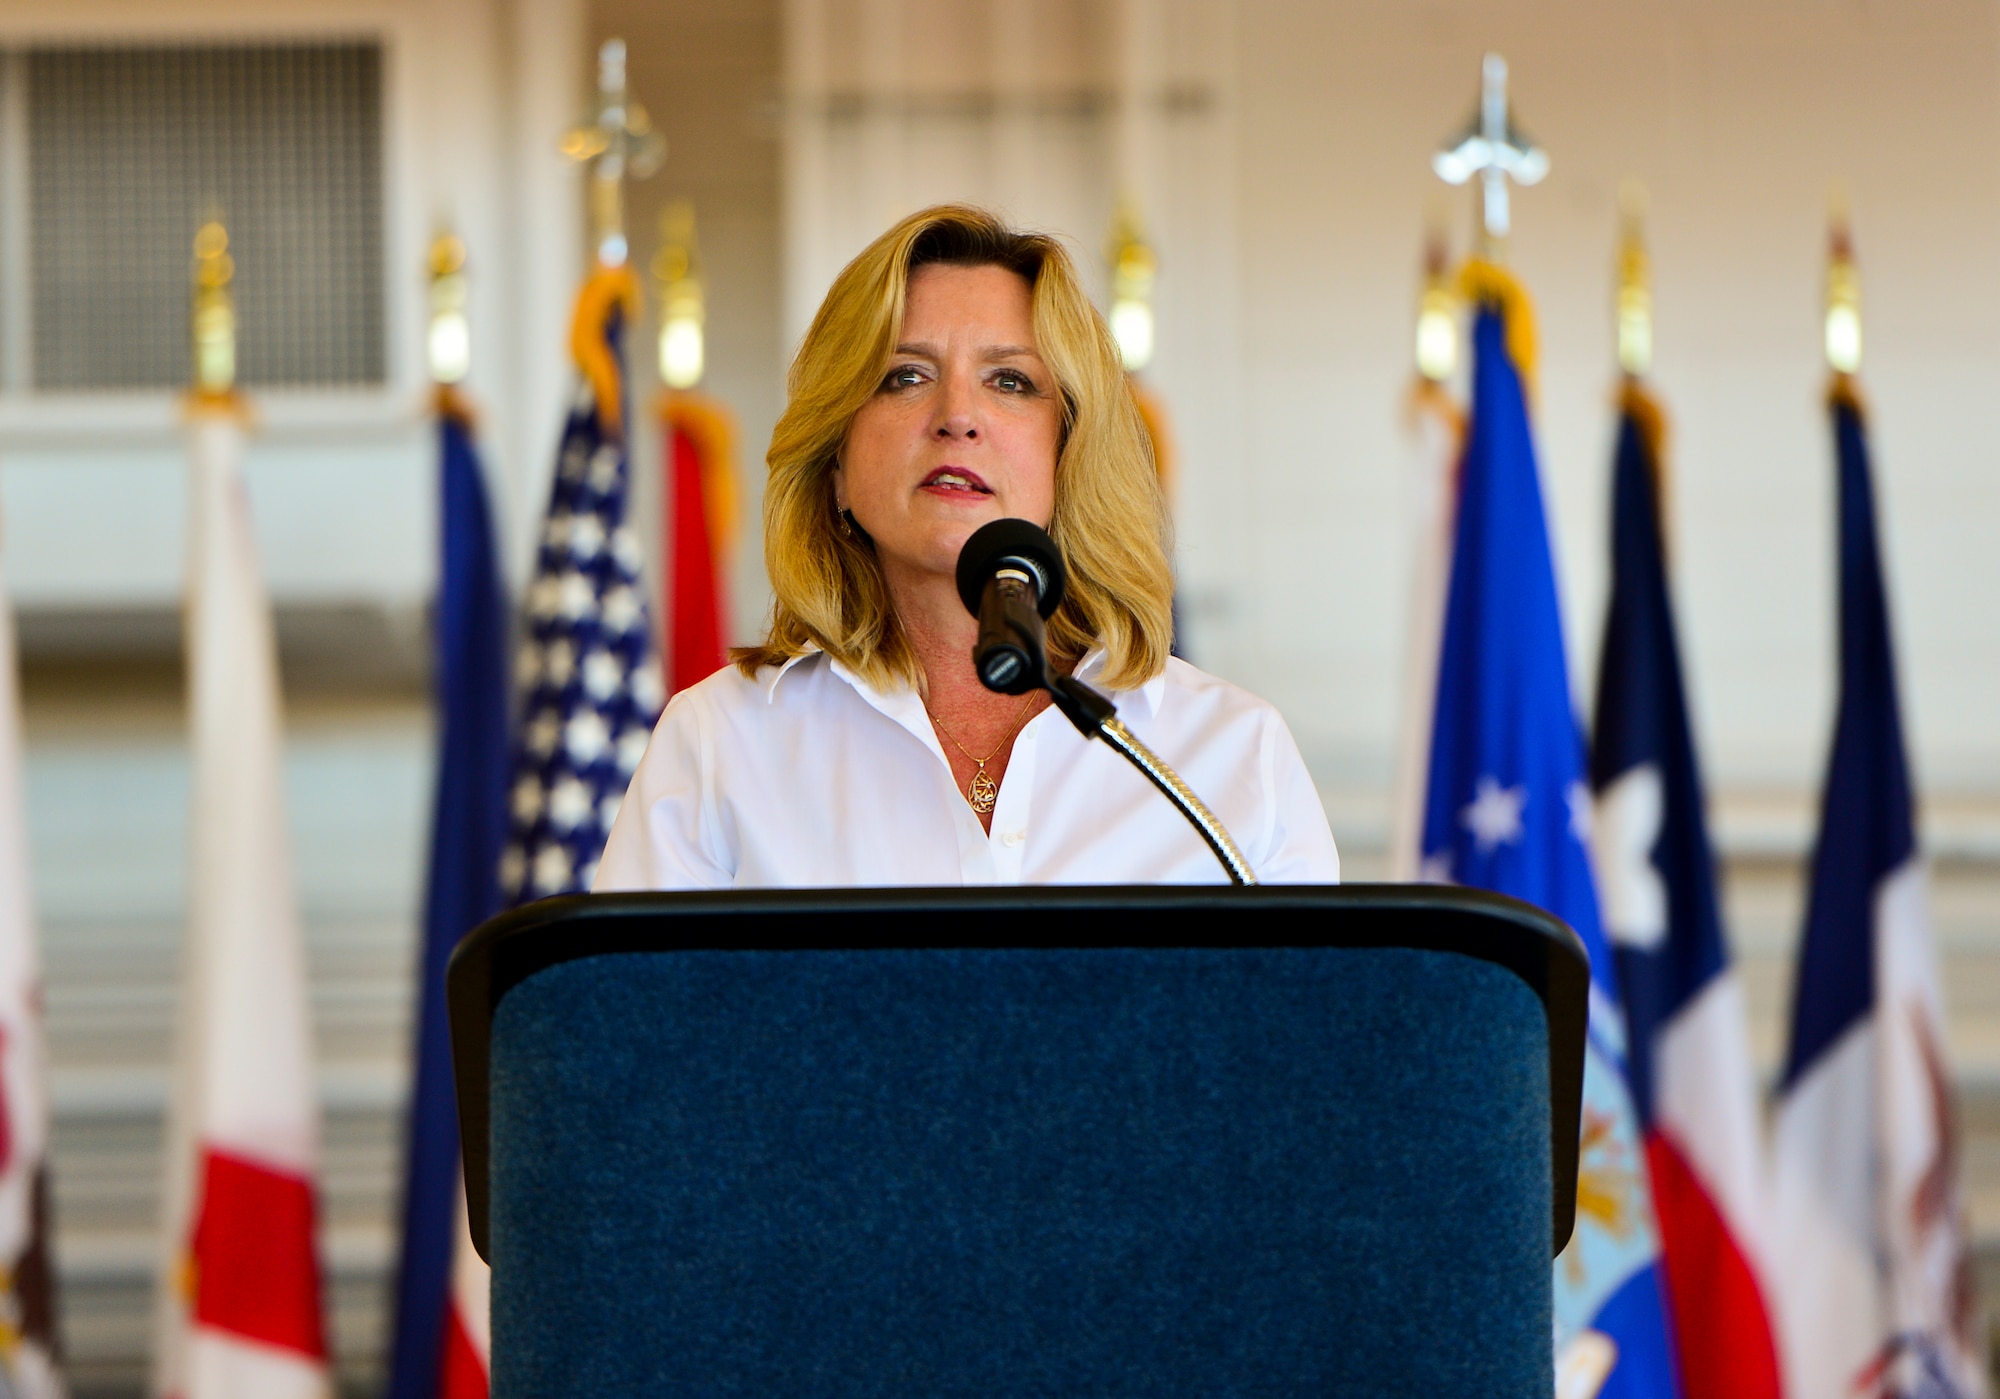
[877, 520, 996, 584]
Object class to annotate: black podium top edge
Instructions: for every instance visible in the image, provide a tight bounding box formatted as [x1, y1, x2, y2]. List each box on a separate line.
[447, 883, 1588, 1262]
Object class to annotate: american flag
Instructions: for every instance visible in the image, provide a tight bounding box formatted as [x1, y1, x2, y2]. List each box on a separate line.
[500, 304, 664, 903]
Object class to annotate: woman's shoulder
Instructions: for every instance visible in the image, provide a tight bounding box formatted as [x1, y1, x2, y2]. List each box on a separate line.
[1148, 656, 1336, 879]
[1149, 655, 1290, 725]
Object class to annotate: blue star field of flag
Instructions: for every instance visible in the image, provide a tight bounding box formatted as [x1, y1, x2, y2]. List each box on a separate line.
[499, 334, 664, 904]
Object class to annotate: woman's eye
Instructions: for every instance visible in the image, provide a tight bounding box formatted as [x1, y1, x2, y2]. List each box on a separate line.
[883, 365, 926, 390]
[993, 370, 1033, 393]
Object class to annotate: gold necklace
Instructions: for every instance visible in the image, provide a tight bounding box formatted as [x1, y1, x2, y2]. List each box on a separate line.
[923, 691, 1038, 815]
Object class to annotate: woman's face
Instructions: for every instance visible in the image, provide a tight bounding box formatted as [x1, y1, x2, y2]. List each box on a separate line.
[836, 262, 1062, 587]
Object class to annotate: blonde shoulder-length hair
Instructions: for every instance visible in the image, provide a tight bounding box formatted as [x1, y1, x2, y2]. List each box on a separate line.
[732, 204, 1175, 692]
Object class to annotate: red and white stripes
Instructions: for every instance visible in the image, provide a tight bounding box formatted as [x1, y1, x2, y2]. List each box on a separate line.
[1646, 973, 1784, 1398]
[438, 1181, 491, 1399]
[154, 409, 329, 1399]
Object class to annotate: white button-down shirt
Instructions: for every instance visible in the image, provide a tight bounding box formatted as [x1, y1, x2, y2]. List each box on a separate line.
[593, 649, 1339, 890]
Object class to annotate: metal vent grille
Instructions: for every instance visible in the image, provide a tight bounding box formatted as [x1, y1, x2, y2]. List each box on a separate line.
[28, 43, 385, 391]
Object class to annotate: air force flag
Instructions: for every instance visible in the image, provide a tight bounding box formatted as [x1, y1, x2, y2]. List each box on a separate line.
[1420, 269, 1680, 1399]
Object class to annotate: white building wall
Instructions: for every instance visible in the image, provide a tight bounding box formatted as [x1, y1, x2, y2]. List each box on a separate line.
[0, 0, 589, 606]
[778, 0, 2000, 853]
[1228, 0, 2000, 825]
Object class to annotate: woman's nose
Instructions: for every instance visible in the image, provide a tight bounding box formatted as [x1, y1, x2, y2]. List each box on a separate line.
[933, 373, 980, 439]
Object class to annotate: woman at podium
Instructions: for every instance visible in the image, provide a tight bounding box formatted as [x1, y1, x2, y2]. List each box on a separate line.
[595, 205, 1338, 889]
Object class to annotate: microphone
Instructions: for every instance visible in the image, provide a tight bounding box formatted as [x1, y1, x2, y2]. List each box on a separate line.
[955, 518, 1066, 695]
[951, 519, 1259, 886]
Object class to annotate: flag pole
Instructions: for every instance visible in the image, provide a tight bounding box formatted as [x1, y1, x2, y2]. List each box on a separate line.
[1105, 199, 1180, 653]
[1106, 198, 1168, 484]
[563, 37, 664, 278]
[1432, 52, 1548, 261]
[1824, 185, 1862, 385]
[1773, 198, 1990, 1397]
[501, 34, 667, 898]
[1615, 181, 1652, 381]
[428, 232, 474, 416]
[1425, 58, 1684, 1399]
[1613, 184, 1669, 548]
[1386, 218, 1459, 882]
[422, 37, 674, 1360]
[1435, 55, 1543, 395]
[382, 231, 513, 1399]
[190, 220, 239, 409]
[0, 300, 61, 1399]
[1593, 184, 1789, 1399]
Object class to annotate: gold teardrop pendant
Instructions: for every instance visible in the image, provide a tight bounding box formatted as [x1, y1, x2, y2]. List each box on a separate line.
[968, 765, 998, 815]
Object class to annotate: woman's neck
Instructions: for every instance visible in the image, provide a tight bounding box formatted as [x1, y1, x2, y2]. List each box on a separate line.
[885, 558, 1079, 709]
[887, 565, 991, 714]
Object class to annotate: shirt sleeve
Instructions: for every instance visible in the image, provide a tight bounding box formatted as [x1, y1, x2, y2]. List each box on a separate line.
[592, 690, 734, 891]
[1252, 711, 1342, 884]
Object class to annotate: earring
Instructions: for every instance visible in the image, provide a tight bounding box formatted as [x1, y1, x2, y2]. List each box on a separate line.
[838, 508, 855, 538]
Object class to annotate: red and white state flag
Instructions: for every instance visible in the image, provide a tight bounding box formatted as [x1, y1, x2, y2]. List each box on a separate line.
[437, 1183, 489, 1399]
[0, 508, 63, 1397]
[152, 407, 330, 1399]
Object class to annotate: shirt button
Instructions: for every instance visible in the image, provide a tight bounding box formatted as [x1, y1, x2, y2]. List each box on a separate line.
[1001, 830, 1026, 847]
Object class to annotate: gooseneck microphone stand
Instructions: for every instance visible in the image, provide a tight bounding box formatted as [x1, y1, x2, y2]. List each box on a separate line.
[958, 519, 1259, 887]
[1041, 673, 1260, 886]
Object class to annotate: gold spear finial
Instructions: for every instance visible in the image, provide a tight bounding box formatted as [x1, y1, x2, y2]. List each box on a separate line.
[1413, 204, 1456, 383]
[192, 220, 236, 396]
[1616, 180, 1652, 378]
[428, 232, 470, 385]
[653, 202, 705, 389]
[1106, 197, 1158, 372]
[1825, 185, 1861, 376]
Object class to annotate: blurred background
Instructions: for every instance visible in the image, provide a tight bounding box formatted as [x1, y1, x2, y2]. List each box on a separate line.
[1, 0, 1997, 1391]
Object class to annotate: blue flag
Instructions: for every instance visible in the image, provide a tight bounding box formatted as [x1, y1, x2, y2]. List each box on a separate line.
[1420, 288, 1680, 1398]
[384, 405, 511, 1399]
[499, 285, 664, 904]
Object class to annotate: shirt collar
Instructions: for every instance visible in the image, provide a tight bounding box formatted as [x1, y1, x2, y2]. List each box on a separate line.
[767, 643, 1165, 720]
[765, 647, 925, 723]
[1075, 648, 1167, 720]
[762, 647, 823, 703]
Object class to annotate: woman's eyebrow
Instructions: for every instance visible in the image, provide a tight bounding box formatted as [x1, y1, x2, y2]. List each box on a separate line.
[891, 342, 1042, 361]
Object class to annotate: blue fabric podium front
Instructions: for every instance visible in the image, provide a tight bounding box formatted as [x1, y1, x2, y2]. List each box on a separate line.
[448, 886, 1586, 1397]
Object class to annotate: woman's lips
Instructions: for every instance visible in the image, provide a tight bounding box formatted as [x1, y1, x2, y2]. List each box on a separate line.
[918, 467, 993, 496]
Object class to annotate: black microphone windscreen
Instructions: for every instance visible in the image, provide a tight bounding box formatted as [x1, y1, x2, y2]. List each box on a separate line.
[955, 519, 1067, 619]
